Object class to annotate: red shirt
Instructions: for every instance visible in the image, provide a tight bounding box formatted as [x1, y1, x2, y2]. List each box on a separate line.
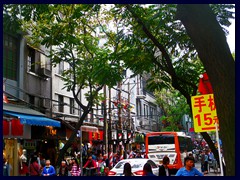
[29, 161, 40, 176]
[83, 159, 97, 168]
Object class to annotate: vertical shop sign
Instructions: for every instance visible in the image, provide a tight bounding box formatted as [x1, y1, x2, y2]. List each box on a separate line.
[191, 94, 219, 132]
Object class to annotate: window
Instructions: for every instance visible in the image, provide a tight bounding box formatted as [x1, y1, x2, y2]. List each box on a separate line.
[58, 95, 64, 113]
[58, 61, 64, 75]
[29, 95, 35, 106]
[27, 46, 36, 72]
[178, 137, 194, 152]
[70, 98, 75, 114]
[101, 102, 104, 115]
[150, 107, 154, 119]
[148, 135, 174, 145]
[3, 34, 18, 80]
[144, 104, 148, 118]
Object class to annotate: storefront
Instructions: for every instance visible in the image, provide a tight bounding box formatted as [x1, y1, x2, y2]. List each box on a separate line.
[3, 103, 61, 176]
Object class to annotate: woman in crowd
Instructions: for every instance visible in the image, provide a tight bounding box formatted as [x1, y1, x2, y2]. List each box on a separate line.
[57, 160, 69, 176]
[159, 155, 170, 176]
[143, 163, 156, 176]
[70, 157, 81, 176]
[123, 162, 133, 176]
[29, 155, 40, 176]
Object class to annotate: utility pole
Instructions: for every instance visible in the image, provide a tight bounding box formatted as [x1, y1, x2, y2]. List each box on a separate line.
[118, 81, 122, 129]
[108, 87, 112, 156]
[128, 81, 131, 130]
[103, 85, 108, 156]
[117, 81, 122, 157]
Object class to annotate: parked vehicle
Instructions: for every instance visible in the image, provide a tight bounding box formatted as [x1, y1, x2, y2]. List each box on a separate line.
[108, 158, 159, 176]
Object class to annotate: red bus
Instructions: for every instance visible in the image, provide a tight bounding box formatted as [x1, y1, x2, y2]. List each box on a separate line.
[145, 132, 194, 174]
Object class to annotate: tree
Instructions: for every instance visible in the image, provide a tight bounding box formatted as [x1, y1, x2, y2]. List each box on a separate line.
[4, 5, 235, 175]
[155, 88, 190, 132]
[110, 3, 216, 164]
[3, 4, 126, 166]
[176, 4, 235, 176]
[108, 4, 234, 175]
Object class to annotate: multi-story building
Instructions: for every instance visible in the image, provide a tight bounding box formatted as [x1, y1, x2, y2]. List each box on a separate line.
[3, 32, 61, 175]
[3, 32, 162, 175]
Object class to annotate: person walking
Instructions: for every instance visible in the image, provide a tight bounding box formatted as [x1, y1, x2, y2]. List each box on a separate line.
[57, 160, 69, 176]
[200, 150, 205, 173]
[3, 157, 10, 176]
[203, 150, 209, 174]
[83, 155, 97, 176]
[175, 156, 203, 176]
[29, 155, 40, 176]
[41, 159, 56, 176]
[159, 156, 170, 176]
[143, 163, 156, 176]
[123, 162, 133, 176]
[70, 157, 81, 176]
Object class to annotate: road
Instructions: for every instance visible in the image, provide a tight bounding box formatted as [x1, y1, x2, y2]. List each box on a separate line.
[194, 161, 222, 176]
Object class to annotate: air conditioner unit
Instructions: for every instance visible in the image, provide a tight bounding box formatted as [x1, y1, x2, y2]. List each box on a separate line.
[40, 98, 51, 109]
[136, 95, 146, 99]
[38, 68, 51, 78]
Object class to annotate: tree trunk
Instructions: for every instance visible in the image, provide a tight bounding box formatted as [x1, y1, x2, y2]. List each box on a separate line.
[176, 4, 235, 176]
[56, 110, 90, 167]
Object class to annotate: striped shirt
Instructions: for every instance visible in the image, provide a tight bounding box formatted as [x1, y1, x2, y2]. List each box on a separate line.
[70, 164, 81, 176]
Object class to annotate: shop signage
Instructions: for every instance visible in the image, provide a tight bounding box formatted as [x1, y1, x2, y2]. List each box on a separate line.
[191, 94, 219, 132]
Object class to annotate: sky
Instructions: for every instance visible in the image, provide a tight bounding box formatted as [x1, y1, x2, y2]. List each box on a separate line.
[226, 15, 235, 53]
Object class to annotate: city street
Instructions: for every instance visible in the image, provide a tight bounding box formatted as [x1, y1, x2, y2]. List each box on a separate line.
[3, 4, 234, 176]
[194, 161, 222, 176]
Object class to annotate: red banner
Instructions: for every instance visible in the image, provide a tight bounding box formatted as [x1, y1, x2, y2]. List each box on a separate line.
[3, 118, 23, 136]
[198, 72, 213, 94]
[3, 120, 9, 135]
[89, 130, 103, 141]
[11, 119, 24, 136]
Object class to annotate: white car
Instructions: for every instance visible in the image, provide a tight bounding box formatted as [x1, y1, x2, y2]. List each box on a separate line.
[108, 158, 159, 176]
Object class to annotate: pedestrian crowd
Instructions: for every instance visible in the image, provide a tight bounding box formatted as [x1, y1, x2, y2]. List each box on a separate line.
[3, 139, 223, 176]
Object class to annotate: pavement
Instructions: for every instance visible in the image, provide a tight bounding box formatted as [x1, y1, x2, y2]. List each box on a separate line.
[194, 161, 222, 176]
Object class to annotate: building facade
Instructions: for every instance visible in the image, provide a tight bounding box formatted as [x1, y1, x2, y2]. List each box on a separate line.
[3, 31, 163, 175]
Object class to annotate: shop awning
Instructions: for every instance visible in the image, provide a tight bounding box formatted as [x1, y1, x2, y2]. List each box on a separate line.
[81, 125, 98, 132]
[3, 111, 61, 127]
[3, 103, 61, 127]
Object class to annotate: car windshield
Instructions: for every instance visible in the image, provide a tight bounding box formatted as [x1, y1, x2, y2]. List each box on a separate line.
[115, 161, 144, 169]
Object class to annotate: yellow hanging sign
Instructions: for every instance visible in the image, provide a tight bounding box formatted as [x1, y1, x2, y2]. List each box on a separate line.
[191, 94, 219, 132]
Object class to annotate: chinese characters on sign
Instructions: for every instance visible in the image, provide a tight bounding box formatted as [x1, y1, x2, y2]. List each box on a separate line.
[191, 94, 219, 132]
